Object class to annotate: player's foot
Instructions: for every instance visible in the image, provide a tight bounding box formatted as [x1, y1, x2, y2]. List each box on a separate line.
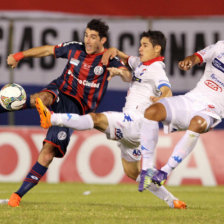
[8, 193, 21, 207]
[138, 170, 152, 192]
[173, 200, 187, 209]
[35, 97, 52, 129]
[151, 169, 168, 186]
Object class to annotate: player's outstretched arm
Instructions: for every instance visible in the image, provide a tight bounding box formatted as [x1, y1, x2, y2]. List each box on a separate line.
[7, 45, 55, 69]
[178, 54, 201, 71]
[102, 47, 129, 66]
[107, 67, 132, 82]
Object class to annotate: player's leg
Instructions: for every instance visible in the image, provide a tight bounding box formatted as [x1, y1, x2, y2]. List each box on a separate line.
[138, 103, 166, 190]
[35, 97, 109, 132]
[121, 149, 186, 209]
[8, 143, 56, 207]
[30, 91, 54, 108]
[159, 115, 211, 177]
[8, 92, 78, 207]
[140, 102, 166, 170]
[121, 158, 141, 180]
[152, 100, 217, 186]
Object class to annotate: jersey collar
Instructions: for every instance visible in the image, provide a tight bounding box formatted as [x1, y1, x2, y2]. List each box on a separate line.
[142, 56, 164, 66]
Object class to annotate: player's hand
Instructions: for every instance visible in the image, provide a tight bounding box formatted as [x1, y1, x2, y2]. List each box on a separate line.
[150, 96, 161, 103]
[178, 56, 193, 71]
[7, 54, 19, 69]
[101, 48, 118, 66]
[107, 67, 122, 81]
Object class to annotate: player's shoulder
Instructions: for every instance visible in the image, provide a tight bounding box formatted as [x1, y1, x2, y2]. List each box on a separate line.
[128, 56, 140, 64]
[56, 41, 84, 49]
[216, 40, 224, 46]
[147, 61, 165, 71]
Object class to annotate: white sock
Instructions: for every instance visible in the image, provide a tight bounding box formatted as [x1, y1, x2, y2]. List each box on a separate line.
[162, 130, 200, 175]
[51, 113, 94, 130]
[147, 184, 177, 208]
[136, 172, 177, 208]
[140, 118, 159, 170]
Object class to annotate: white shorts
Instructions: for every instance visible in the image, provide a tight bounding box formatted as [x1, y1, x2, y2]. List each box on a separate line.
[103, 111, 142, 162]
[160, 94, 222, 133]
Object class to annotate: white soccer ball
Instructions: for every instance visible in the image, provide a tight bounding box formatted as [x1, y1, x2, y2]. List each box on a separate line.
[0, 83, 27, 111]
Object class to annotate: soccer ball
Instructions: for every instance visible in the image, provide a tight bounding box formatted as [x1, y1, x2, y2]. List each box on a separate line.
[0, 83, 27, 111]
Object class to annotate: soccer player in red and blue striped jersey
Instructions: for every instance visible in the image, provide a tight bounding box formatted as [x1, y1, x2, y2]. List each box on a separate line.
[6, 19, 130, 207]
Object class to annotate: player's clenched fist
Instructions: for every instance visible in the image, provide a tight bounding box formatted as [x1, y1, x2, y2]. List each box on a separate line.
[178, 56, 193, 71]
[7, 54, 19, 69]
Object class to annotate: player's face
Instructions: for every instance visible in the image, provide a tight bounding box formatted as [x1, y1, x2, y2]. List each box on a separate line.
[84, 28, 106, 54]
[139, 37, 160, 62]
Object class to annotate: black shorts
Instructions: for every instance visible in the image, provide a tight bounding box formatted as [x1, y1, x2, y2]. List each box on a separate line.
[42, 82, 83, 157]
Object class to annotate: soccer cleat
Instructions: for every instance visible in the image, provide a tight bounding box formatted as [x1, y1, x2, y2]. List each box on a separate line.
[173, 200, 187, 209]
[35, 97, 52, 129]
[151, 169, 168, 186]
[138, 170, 152, 192]
[8, 193, 21, 207]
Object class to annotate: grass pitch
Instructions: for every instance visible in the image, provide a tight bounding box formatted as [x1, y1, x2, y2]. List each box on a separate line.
[0, 183, 224, 224]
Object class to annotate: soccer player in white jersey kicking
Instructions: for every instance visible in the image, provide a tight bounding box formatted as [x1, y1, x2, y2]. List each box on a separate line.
[35, 30, 186, 209]
[139, 40, 224, 189]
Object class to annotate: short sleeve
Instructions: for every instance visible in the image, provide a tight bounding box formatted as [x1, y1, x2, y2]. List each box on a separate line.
[128, 56, 141, 70]
[54, 41, 82, 59]
[195, 42, 218, 63]
[108, 56, 126, 68]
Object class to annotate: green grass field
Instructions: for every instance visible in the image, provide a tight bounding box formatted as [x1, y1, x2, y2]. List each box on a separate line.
[0, 183, 224, 224]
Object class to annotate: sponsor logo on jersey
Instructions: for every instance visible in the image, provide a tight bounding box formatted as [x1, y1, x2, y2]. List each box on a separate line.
[211, 74, 224, 88]
[82, 62, 92, 70]
[57, 131, 67, 140]
[132, 74, 142, 83]
[208, 105, 215, 109]
[212, 58, 224, 73]
[115, 128, 123, 140]
[70, 58, 80, 66]
[204, 79, 222, 92]
[70, 73, 100, 88]
[123, 113, 133, 122]
[94, 66, 104, 75]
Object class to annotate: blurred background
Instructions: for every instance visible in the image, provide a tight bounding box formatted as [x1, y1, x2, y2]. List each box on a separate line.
[0, 0, 224, 186]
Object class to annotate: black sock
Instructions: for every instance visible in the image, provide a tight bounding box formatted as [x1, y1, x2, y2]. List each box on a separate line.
[16, 162, 48, 197]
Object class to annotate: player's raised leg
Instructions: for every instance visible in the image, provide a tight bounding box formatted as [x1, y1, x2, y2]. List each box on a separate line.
[35, 97, 109, 132]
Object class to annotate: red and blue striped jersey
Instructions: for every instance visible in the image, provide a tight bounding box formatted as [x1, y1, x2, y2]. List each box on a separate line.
[54, 41, 125, 113]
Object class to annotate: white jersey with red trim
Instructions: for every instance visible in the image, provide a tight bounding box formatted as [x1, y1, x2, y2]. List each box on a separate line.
[186, 40, 224, 117]
[123, 56, 171, 114]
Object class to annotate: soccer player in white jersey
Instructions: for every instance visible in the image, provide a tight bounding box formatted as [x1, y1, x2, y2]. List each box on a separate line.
[35, 30, 186, 209]
[139, 40, 224, 188]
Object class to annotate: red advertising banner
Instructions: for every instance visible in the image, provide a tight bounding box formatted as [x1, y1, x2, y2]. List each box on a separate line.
[0, 0, 224, 17]
[0, 127, 223, 186]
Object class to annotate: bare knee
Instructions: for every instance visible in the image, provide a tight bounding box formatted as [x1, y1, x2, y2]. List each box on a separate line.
[144, 103, 166, 121]
[89, 113, 108, 132]
[38, 143, 56, 167]
[122, 159, 140, 181]
[189, 116, 207, 133]
[30, 92, 54, 107]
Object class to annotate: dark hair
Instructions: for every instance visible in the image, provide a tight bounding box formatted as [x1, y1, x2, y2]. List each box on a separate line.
[140, 30, 166, 56]
[86, 19, 109, 39]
